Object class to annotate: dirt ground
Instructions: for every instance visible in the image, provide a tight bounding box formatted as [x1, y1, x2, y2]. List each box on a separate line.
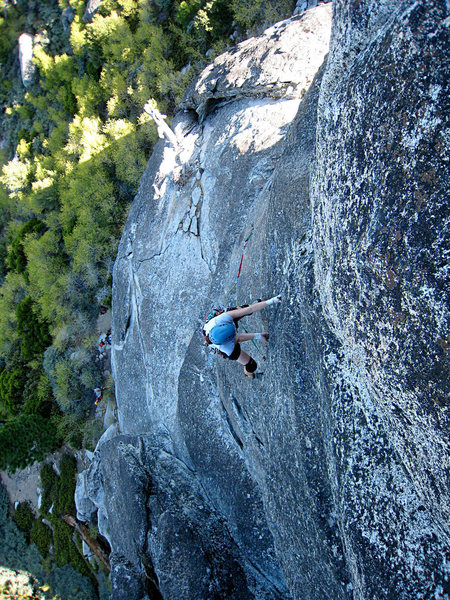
[96, 308, 111, 334]
[0, 448, 99, 515]
[1, 460, 46, 514]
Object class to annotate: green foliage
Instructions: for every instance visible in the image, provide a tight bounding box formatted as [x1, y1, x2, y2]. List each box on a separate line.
[231, 0, 295, 33]
[38, 454, 95, 589]
[16, 296, 52, 360]
[23, 369, 56, 418]
[52, 519, 77, 568]
[0, 366, 27, 416]
[0, 414, 60, 472]
[0, 349, 54, 419]
[176, 0, 201, 29]
[0, 154, 31, 200]
[6, 218, 46, 275]
[39, 462, 58, 515]
[0, 272, 27, 355]
[30, 517, 52, 558]
[82, 416, 104, 451]
[54, 454, 77, 516]
[13, 501, 35, 537]
[53, 412, 84, 448]
[45, 564, 98, 600]
[0, 478, 96, 600]
[0, 4, 27, 63]
[0, 483, 44, 582]
[207, 0, 234, 40]
[52, 356, 93, 416]
[0, 482, 9, 526]
[40, 455, 77, 519]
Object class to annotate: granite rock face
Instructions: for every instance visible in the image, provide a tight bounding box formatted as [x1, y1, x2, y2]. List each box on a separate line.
[18, 33, 35, 88]
[76, 2, 449, 599]
[61, 6, 75, 31]
[82, 0, 103, 24]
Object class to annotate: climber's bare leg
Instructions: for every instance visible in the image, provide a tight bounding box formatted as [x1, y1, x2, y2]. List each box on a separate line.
[236, 333, 268, 343]
[237, 349, 257, 378]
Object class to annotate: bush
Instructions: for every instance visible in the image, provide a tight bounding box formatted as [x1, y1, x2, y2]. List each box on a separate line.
[30, 517, 53, 558]
[45, 564, 98, 600]
[6, 218, 46, 275]
[0, 415, 60, 472]
[0, 493, 44, 580]
[39, 462, 58, 515]
[0, 483, 9, 526]
[231, 0, 295, 33]
[0, 366, 27, 416]
[82, 417, 104, 452]
[23, 370, 55, 418]
[54, 454, 77, 516]
[13, 502, 35, 537]
[53, 412, 84, 448]
[52, 513, 92, 579]
[0, 5, 26, 63]
[176, 0, 201, 29]
[16, 296, 52, 360]
[37, 453, 95, 586]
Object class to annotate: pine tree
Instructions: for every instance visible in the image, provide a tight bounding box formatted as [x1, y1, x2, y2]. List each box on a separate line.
[0, 415, 59, 472]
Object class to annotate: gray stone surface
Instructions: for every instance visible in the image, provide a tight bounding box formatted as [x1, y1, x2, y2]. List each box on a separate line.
[18, 33, 35, 88]
[313, 0, 449, 528]
[75, 469, 97, 524]
[61, 6, 75, 31]
[76, 2, 449, 599]
[180, 5, 333, 120]
[82, 0, 103, 24]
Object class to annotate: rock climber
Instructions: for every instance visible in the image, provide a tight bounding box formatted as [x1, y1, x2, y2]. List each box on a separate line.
[202, 296, 282, 378]
[93, 386, 105, 405]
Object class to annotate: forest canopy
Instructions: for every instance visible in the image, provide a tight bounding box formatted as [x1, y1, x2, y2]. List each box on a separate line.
[0, 0, 295, 458]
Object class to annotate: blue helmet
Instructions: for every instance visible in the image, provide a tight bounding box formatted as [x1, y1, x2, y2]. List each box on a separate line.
[209, 322, 236, 345]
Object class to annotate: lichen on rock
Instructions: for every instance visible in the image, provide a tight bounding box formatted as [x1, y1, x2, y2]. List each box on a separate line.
[76, 2, 449, 599]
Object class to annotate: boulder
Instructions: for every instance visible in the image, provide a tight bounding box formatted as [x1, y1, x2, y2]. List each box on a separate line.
[61, 6, 75, 31]
[82, 0, 103, 24]
[180, 5, 333, 120]
[18, 33, 35, 88]
[75, 469, 97, 524]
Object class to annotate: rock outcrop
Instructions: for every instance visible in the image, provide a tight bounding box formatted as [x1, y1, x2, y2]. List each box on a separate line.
[18, 33, 35, 88]
[83, 0, 103, 24]
[61, 6, 75, 31]
[76, 2, 449, 599]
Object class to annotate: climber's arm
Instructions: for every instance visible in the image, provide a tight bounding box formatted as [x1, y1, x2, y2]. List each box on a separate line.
[226, 296, 281, 319]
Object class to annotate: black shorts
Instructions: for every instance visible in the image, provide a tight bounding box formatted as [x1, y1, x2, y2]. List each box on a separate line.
[228, 343, 241, 361]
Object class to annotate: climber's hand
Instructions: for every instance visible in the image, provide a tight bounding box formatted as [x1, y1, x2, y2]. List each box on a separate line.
[266, 295, 282, 306]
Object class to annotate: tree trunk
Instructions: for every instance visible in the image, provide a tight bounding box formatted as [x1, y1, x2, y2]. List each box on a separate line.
[62, 514, 110, 571]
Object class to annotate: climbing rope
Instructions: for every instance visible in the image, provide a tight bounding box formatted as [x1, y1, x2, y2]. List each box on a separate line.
[205, 224, 265, 359]
[225, 224, 266, 359]
[240, 321, 265, 360]
[224, 225, 254, 306]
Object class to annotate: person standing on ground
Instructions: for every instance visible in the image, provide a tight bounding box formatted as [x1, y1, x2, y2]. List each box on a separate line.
[202, 296, 282, 378]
